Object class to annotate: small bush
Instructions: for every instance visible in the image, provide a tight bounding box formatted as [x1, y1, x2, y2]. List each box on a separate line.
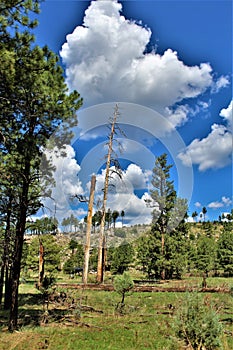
[114, 228, 126, 238]
[113, 272, 134, 313]
[174, 293, 223, 349]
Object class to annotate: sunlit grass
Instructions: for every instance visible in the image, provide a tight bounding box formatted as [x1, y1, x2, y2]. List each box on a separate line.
[1, 277, 232, 350]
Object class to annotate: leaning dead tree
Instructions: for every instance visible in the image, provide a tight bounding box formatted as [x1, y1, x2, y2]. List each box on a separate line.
[83, 174, 96, 284]
[71, 175, 97, 284]
[96, 104, 124, 283]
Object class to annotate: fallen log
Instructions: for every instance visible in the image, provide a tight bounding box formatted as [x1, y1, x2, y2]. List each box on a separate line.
[55, 283, 230, 293]
[80, 304, 103, 313]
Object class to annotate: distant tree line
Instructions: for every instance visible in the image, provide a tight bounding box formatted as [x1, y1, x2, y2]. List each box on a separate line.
[18, 154, 233, 282]
[19, 219, 233, 284]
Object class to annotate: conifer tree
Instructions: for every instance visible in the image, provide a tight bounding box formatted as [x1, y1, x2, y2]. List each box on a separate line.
[150, 154, 177, 279]
[138, 154, 188, 280]
[0, 1, 82, 330]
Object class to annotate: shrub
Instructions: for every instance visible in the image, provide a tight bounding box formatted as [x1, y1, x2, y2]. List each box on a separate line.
[113, 272, 134, 313]
[114, 228, 126, 238]
[111, 242, 134, 274]
[175, 293, 223, 349]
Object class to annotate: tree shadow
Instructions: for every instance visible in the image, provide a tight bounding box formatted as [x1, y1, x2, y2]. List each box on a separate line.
[17, 307, 74, 328]
[0, 293, 80, 329]
[18, 293, 43, 307]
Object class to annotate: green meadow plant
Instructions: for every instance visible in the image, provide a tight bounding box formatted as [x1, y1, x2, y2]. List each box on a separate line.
[174, 292, 223, 350]
[113, 272, 134, 314]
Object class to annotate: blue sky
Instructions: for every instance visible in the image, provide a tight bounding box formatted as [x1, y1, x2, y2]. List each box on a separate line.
[35, 0, 232, 225]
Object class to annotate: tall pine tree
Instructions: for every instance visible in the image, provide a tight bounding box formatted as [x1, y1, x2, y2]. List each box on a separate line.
[150, 154, 177, 279]
[138, 154, 188, 279]
[0, 1, 82, 331]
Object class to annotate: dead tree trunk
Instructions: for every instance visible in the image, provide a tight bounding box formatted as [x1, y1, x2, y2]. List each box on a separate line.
[97, 105, 120, 283]
[83, 174, 96, 284]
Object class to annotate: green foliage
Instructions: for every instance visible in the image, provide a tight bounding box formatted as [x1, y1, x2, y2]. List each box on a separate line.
[150, 155, 188, 279]
[27, 217, 58, 235]
[151, 153, 177, 223]
[195, 236, 217, 275]
[192, 211, 198, 221]
[26, 235, 61, 274]
[21, 240, 29, 271]
[61, 215, 79, 233]
[137, 229, 188, 280]
[63, 244, 84, 274]
[68, 238, 78, 252]
[164, 233, 188, 279]
[217, 229, 233, 276]
[137, 155, 188, 280]
[129, 226, 138, 235]
[39, 275, 57, 312]
[114, 228, 126, 238]
[92, 210, 102, 229]
[1, 4, 82, 230]
[40, 275, 56, 293]
[112, 210, 119, 228]
[1, 0, 82, 329]
[113, 272, 134, 306]
[137, 233, 161, 278]
[111, 242, 134, 274]
[63, 257, 76, 275]
[1, 287, 233, 349]
[175, 293, 223, 349]
[89, 247, 98, 271]
[0, 0, 40, 36]
[202, 206, 207, 222]
[186, 237, 197, 272]
[136, 221, 233, 279]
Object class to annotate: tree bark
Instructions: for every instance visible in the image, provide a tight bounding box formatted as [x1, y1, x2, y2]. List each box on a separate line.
[83, 174, 96, 284]
[0, 195, 13, 308]
[8, 162, 29, 332]
[97, 211, 106, 283]
[161, 231, 165, 280]
[38, 239, 44, 289]
[0, 265, 5, 307]
[160, 214, 165, 280]
[8, 217, 26, 331]
[4, 264, 11, 310]
[97, 106, 119, 283]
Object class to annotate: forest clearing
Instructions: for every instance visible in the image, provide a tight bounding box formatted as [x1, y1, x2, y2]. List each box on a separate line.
[0, 275, 233, 350]
[1, 2, 232, 349]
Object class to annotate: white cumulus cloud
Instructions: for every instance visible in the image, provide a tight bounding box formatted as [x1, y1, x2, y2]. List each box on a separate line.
[222, 196, 232, 206]
[208, 201, 224, 209]
[93, 163, 153, 225]
[41, 145, 84, 222]
[208, 196, 232, 209]
[178, 100, 233, 171]
[60, 0, 223, 128]
[220, 100, 233, 128]
[212, 75, 230, 93]
[124, 163, 151, 189]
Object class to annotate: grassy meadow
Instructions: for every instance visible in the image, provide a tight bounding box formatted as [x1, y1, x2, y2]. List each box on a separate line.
[0, 276, 232, 350]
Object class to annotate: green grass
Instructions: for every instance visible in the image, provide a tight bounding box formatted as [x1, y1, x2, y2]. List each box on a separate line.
[1, 279, 233, 350]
